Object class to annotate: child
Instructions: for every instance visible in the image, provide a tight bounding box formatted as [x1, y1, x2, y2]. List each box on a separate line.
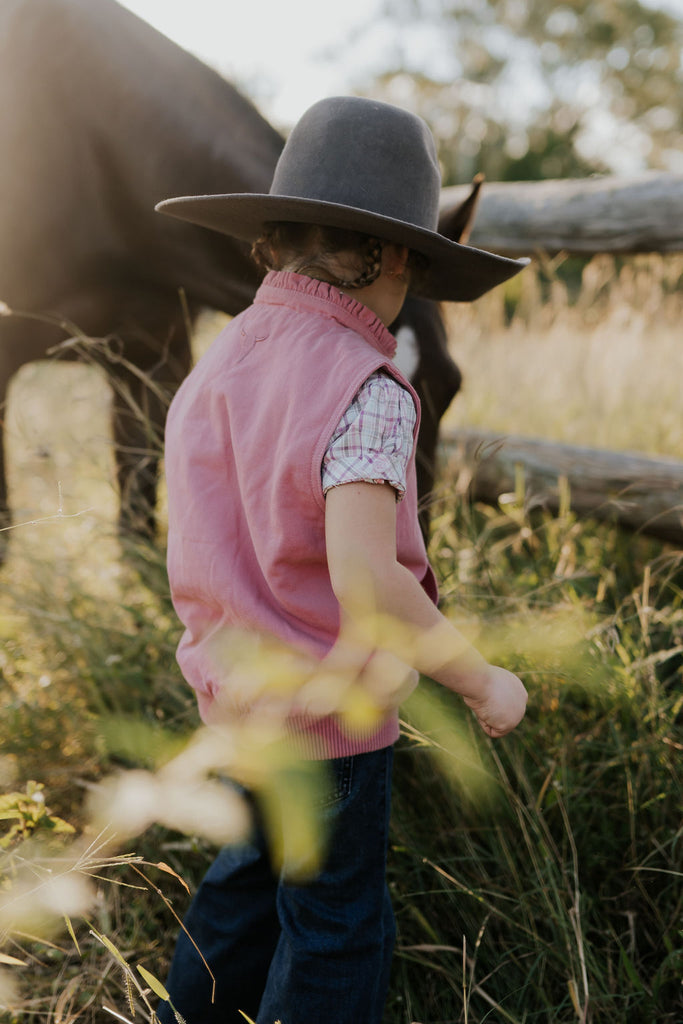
[155, 96, 528, 1024]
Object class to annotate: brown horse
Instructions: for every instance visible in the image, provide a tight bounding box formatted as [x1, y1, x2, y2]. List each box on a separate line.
[0, 0, 471, 561]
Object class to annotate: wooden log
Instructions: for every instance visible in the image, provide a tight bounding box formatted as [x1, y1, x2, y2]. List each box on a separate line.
[441, 427, 683, 546]
[440, 173, 683, 257]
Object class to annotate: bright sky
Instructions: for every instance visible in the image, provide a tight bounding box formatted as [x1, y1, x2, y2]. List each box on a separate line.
[119, 0, 683, 173]
[118, 0, 387, 130]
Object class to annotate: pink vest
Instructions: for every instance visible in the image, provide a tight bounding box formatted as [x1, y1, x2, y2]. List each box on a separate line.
[165, 271, 437, 758]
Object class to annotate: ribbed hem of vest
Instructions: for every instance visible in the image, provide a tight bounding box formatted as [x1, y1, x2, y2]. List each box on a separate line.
[284, 711, 400, 760]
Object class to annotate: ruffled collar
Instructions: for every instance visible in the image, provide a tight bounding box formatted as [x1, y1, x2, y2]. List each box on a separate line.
[254, 270, 397, 359]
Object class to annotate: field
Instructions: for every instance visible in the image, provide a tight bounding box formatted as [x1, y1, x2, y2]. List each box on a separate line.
[1, 255, 682, 1023]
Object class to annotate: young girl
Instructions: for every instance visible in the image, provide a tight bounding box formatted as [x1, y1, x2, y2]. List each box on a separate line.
[155, 95, 528, 1024]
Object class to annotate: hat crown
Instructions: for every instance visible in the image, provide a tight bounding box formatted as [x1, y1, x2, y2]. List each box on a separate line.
[155, 95, 529, 302]
[270, 96, 441, 233]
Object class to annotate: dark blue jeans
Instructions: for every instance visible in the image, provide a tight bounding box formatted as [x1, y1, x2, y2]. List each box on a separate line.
[157, 746, 395, 1024]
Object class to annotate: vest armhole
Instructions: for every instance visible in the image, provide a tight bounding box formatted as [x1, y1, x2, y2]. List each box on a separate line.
[308, 357, 421, 511]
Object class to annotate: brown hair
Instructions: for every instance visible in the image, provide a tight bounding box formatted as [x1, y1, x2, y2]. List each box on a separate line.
[251, 222, 428, 291]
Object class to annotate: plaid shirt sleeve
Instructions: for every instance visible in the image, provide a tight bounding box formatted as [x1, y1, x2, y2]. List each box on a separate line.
[321, 371, 417, 501]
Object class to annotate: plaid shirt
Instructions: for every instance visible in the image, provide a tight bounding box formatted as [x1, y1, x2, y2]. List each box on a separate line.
[322, 371, 416, 501]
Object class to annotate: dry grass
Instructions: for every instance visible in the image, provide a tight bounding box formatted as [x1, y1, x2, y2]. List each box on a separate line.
[443, 253, 683, 458]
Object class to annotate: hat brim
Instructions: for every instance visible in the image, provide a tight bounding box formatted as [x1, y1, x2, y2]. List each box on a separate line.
[156, 193, 528, 302]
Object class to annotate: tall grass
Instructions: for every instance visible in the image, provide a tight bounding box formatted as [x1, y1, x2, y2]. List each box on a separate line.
[389, 493, 682, 1023]
[443, 253, 683, 457]
[1, 255, 682, 1022]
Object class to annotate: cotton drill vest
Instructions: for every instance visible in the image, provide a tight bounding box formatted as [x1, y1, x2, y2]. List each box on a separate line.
[165, 271, 438, 758]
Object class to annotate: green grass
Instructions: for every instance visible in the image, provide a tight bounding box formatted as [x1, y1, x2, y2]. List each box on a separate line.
[1, 256, 682, 1022]
[388, 497, 683, 1023]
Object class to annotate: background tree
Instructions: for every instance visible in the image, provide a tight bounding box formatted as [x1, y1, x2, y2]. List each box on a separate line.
[358, 0, 683, 182]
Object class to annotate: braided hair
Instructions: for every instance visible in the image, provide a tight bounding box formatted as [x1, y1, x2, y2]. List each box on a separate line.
[252, 223, 383, 290]
[331, 237, 383, 289]
[252, 222, 428, 292]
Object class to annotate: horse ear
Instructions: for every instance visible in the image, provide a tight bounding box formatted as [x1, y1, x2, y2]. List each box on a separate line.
[438, 173, 484, 244]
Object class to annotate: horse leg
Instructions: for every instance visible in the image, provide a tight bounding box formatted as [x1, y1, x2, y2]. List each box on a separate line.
[110, 362, 165, 540]
[393, 296, 462, 540]
[0, 315, 67, 566]
[413, 370, 460, 540]
[108, 309, 193, 543]
[0, 375, 10, 565]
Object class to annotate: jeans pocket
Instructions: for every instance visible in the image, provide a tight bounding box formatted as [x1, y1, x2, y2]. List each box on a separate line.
[318, 755, 354, 808]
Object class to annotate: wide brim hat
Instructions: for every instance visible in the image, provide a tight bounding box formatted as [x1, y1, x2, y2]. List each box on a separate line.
[156, 96, 528, 302]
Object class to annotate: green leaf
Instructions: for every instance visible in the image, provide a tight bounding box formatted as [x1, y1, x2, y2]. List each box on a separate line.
[89, 927, 127, 967]
[64, 914, 81, 956]
[619, 945, 645, 993]
[137, 964, 170, 1002]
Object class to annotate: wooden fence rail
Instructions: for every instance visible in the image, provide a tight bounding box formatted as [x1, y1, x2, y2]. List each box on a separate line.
[440, 172, 683, 257]
[441, 427, 683, 546]
[437, 174, 683, 546]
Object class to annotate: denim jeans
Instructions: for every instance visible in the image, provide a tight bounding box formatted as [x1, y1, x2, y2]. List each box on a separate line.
[157, 746, 395, 1024]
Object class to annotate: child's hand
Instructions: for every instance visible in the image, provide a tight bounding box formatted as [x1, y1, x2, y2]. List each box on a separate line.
[462, 665, 528, 737]
[359, 648, 419, 711]
[290, 643, 417, 721]
[334, 649, 418, 735]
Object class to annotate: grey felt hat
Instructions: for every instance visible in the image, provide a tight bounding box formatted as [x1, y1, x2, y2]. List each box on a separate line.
[156, 96, 528, 302]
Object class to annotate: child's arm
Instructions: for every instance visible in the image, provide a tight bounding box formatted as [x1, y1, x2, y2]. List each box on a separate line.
[325, 481, 528, 737]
